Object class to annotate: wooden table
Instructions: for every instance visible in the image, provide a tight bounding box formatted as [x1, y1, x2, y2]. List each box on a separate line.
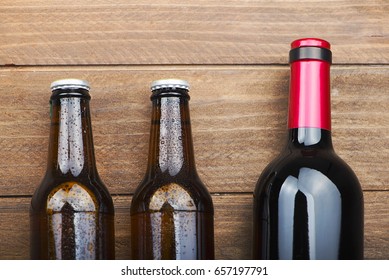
[0, 0, 388, 259]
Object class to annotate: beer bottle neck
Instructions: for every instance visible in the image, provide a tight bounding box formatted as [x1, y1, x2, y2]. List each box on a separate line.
[46, 89, 99, 178]
[146, 90, 197, 177]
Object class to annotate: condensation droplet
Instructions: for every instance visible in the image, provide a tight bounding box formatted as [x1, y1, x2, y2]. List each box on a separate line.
[57, 98, 85, 176]
[158, 97, 183, 176]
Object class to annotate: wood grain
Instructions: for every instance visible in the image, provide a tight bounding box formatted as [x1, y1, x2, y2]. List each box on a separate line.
[1, 0, 388, 65]
[0, 0, 388, 261]
[0, 66, 388, 196]
[0, 192, 387, 260]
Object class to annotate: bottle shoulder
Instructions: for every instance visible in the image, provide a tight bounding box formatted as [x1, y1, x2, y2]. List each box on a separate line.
[260, 147, 358, 174]
[31, 175, 114, 213]
[131, 174, 213, 214]
[254, 148, 362, 198]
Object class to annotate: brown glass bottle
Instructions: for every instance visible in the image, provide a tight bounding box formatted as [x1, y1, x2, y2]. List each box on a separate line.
[30, 79, 115, 260]
[130, 79, 214, 260]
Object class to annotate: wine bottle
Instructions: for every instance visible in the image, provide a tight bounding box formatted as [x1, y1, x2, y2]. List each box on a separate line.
[253, 38, 364, 260]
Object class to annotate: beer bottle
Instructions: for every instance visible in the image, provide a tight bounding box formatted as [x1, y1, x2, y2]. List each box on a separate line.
[130, 79, 214, 260]
[30, 79, 115, 260]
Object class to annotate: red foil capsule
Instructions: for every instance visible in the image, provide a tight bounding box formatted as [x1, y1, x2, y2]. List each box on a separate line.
[288, 38, 332, 131]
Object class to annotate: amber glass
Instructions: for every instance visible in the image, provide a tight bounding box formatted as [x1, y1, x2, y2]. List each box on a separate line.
[30, 81, 115, 260]
[130, 82, 214, 260]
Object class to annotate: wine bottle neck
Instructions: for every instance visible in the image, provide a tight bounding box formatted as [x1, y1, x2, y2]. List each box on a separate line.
[286, 128, 333, 150]
[46, 90, 98, 178]
[288, 58, 331, 131]
[286, 44, 333, 151]
[146, 92, 197, 177]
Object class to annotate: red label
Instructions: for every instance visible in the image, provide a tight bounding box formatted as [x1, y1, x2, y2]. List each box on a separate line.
[291, 38, 331, 49]
[288, 59, 331, 130]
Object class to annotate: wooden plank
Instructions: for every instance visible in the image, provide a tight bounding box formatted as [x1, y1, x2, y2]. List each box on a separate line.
[0, 192, 388, 259]
[0, 66, 388, 195]
[0, 0, 388, 65]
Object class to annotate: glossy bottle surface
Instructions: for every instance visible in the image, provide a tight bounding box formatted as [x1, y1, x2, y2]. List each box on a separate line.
[253, 128, 364, 259]
[30, 81, 115, 260]
[130, 81, 214, 260]
[253, 39, 364, 260]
